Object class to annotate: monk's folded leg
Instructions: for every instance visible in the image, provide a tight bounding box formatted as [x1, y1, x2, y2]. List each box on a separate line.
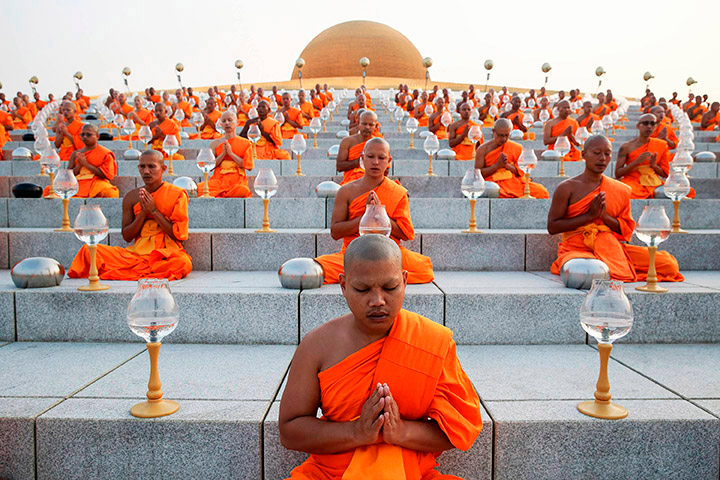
[224, 182, 252, 198]
[275, 150, 291, 160]
[624, 244, 684, 282]
[401, 246, 434, 284]
[68, 244, 151, 280]
[315, 252, 344, 285]
[88, 180, 119, 198]
[147, 251, 193, 281]
[529, 182, 549, 199]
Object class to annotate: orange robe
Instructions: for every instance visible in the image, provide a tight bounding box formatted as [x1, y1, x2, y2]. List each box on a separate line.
[298, 101, 317, 120]
[280, 108, 305, 139]
[175, 101, 193, 127]
[287, 309, 482, 480]
[132, 108, 155, 139]
[550, 176, 684, 282]
[43, 145, 118, 198]
[651, 123, 678, 146]
[701, 112, 720, 131]
[118, 103, 133, 118]
[237, 103, 252, 126]
[67, 182, 192, 281]
[484, 141, 548, 198]
[151, 119, 185, 160]
[197, 136, 254, 198]
[619, 138, 695, 199]
[479, 105, 495, 128]
[688, 105, 707, 123]
[452, 121, 482, 160]
[315, 178, 434, 284]
[0, 111, 11, 159]
[27, 102, 38, 119]
[201, 110, 223, 139]
[312, 96, 324, 113]
[254, 117, 291, 159]
[339, 141, 368, 186]
[606, 100, 618, 112]
[429, 114, 448, 140]
[547, 118, 581, 161]
[323, 90, 334, 102]
[504, 111, 534, 140]
[35, 100, 48, 110]
[593, 105, 610, 118]
[13, 107, 32, 129]
[149, 95, 161, 104]
[577, 113, 600, 129]
[415, 102, 434, 127]
[58, 119, 85, 161]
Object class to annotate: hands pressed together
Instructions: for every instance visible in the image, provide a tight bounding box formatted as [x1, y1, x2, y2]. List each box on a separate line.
[354, 383, 407, 446]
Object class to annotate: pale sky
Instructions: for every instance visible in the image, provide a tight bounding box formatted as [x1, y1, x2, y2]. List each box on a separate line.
[1, 0, 717, 101]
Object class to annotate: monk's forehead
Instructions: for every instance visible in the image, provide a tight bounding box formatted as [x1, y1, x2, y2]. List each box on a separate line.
[585, 136, 611, 149]
[82, 124, 98, 133]
[359, 111, 377, 121]
[220, 111, 236, 120]
[556, 100, 570, 108]
[364, 140, 390, 155]
[638, 113, 656, 122]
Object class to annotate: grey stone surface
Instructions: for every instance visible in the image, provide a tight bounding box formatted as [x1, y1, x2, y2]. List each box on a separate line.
[0, 342, 144, 396]
[410, 197, 489, 229]
[188, 197, 244, 228]
[263, 402, 310, 480]
[649, 198, 720, 229]
[393, 158, 450, 176]
[490, 198, 550, 229]
[83, 198, 123, 228]
[246, 197, 326, 229]
[315, 229, 421, 257]
[525, 232, 561, 271]
[36, 398, 266, 480]
[488, 399, 720, 480]
[0, 397, 61, 480]
[299, 284, 444, 338]
[629, 230, 720, 270]
[0, 274, 14, 341]
[270, 175, 335, 198]
[609, 344, 720, 398]
[285, 158, 337, 176]
[8, 198, 85, 228]
[399, 175, 463, 197]
[212, 229, 317, 270]
[8, 229, 98, 269]
[421, 230, 526, 271]
[0, 198, 7, 227]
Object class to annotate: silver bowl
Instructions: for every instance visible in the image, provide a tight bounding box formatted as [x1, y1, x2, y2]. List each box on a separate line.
[336, 130, 349, 138]
[173, 176, 198, 198]
[11, 257, 65, 288]
[124, 149, 141, 160]
[481, 181, 500, 198]
[341, 119, 350, 127]
[437, 148, 456, 161]
[541, 150, 561, 161]
[694, 152, 716, 163]
[278, 258, 324, 289]
[419, 131, 431, 138]
[327, 144, 340, 159]
[12, 147, 33, 161]
[510, 130, 524, 141]
[653, 186, 666, 199]
[316, 180, 341, 198]
[560, 258, 610, 290]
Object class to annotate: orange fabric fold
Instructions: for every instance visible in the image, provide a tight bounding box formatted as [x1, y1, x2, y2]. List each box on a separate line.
[197, 137, 254, 198]
[201, 110, 223, 139]
[151, 119, 185, 160]
[58, 119, 85, 160]
[316, 178, 434, 284]
[619, 138, 695, 199]
[287, 310, 482, 480]
[255, 117, 291, 159]
[547, 118, 581, 161]
[44, 145, 118, 198]
[452, 121, 481, 160]
[340, 141, 367, 186]
[484, 141, 548, 198]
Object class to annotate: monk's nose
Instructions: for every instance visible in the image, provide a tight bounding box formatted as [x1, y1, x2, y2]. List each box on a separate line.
[367, 288, 385, 307]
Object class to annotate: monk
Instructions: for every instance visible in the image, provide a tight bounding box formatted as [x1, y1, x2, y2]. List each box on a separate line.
[53, 101, 84, 160]
[128, 95, 154, 139]
[616, 114, 695, 199]
[478, 94, 496, 128]
[197, 112, 253, 198]
[475, 119, 549, 199]
[0, 92, 10, 109]
[200, 97, 223, 139]
[322, 84, 334, 102]
[316, 138, 433, 284]
[543, 100, 581, 161]
[501, 96, 532, 140]
[298, 90, 316, 121]
[700, 102, 720, 131]
[22, 95, 38, 119]
[413, 91, 434, 127]
[33, 92, 48, 111]
[649, 106, 677, 150]
[240, 100, 290, 159]
[593, 93, 610, 118]
[311, 90, 324, 114]
[548, 135, 683, 283]
[44, 124, 118, 198]
[11, 98, 32, 129]
[116, 94, 134, 118]
[448, 103, 482, 160]
[255, 87, 270, 103]
[282, 234, 482, 479]
[681, 94, 694, 112]
[187, 87, 200, 109]
[669, 92, 681, 106]
[271, 86, 283, 105]
[576, 101, 600, 130]
[428, 97, 449, 139]
[0, 109, 14, 160]
[149, 103, 185, 160]
[174, 89, 193, 127]
[687, 96, 707, 123]
[68, 150, 192, 281]
[314, 84, 328, 107]
[279, 92, 305, 139]
[533, 97, 554, 122]
[337, 111, 381, 185]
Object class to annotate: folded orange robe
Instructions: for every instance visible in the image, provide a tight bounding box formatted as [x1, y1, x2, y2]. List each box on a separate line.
[58, 119, 85, 161]
[606, 100, 618, 112]
[237, 103, 252, 126]
[504, 111, 535, 140]
[197, 136, 254, 198]
[118, 103, 133, 118]
[43, 145, 118, 198]
[578, 113, 600, 128]
[316, 178, 434, 284]
[593, 105, 610, 118]
[287, 309, 482, 480]
[688, 105, 707, 123]
[550, 175, 684, 282]
[452, 121, 482, 160]
[340, 141, 368, 186]
[13, 107, 32, 129]
[152, 119, 185, 160]
[281, 108, 306, 139]
[547, 118, 581, 161]
[323, 90, 334, 102]
[35, 100, 48, 110]
[0, 111, 11, 159]
[131, 108, 155, 139]
[701, 112, 720, 131]
[479, 105, 495, 128]
[176, 101, 193, 127]
[415, 102, 434, 127]
[149, 95, 161, 104]
[429, 115, 448, 140]
[312, 97, 324, 113]
[298, 101, 317, 120]
[27, 103, 38, 119]
[68, 182, 192, 280]
[484, 141, 548, 198]
[201, 110, 223, 139]
[651, 123, 678, 145]
[619, 138, 695, 199]
[255, 117, 291, 159]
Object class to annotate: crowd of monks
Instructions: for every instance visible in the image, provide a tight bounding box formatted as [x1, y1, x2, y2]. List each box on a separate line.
[2, 80, 717, 478]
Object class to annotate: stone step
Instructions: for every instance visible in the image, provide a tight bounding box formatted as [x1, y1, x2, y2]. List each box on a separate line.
[3, 270, 720, 345]
[1, 342, 717, 479]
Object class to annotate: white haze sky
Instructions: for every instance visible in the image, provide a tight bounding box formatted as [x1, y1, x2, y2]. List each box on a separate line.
[1, 0, 717, 101]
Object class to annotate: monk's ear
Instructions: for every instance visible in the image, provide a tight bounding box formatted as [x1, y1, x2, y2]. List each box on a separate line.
[339, 273, 346, 294]
[402, 270, 408, 287]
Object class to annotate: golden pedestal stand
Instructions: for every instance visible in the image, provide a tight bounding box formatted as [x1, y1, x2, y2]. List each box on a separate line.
[635, 246, 668, 293]
[462, 199, 482, 233]
[130, 342, 180, 418]
[78, 244, 110, 291]
[577, 343, 628, 420]
[255, 199, 276, 233]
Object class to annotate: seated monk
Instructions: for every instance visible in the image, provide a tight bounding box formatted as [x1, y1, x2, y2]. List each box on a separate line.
[149, 103, 185, 160]
[43, 125, 118, 198]
[297, 89, 316, 122]
[576, 101, 600, 130]
[0, 109, 13, 160]
[501, 96, 533, 140]
[279, 92, 305, 139]
[236, 91, 252, 126]
[413, 91, 434, 127]
[11, 97, 33, 129]
[128, 95, 155, 139]
[200, 97, 223, 139]
[197, 112, 253, 198]
[68, 150, 192, 281]
[428, 97, 449, 139]
[239, 100, 290, 159]
[448, 103, 482, 160]
[475, 119, 549, 199]
[311, 90, 325, 116]
[649, 106, 677, 150]
[281, 234, 482, 480]
[22, 95, 38, 119]
[174, 89, 193, 128]
[548, 135, 683, 283]
[593, 93, 610, 118]
[478, 94, 496, 128]
[700, 102, 720, 131]
[53, 101, 84, 160]
[116, 94, 134, 118]
[322, 83, 334, 102]
[316, 138, 434, 284]
[349, 106, 382, 137]
[543, 100, 581, 161]
[337, 111, 383, 185]
[687, 96, 707, 123]
[533, 97, 554, 122]
[616, 114, 695, 199]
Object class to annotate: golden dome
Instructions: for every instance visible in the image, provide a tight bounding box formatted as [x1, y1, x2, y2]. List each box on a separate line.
[291, 21, 426, 80]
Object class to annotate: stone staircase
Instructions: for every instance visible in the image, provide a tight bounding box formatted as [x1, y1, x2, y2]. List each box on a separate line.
[0, 100, 719, 479]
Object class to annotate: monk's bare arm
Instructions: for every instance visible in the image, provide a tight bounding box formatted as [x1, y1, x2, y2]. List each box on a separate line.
[447, 124, 465, 148]
[474, 144, 491, 174]
[547, 182, 596, 235]
[121, 191, 145, 242]
[428, 115, 440, 134]
[701, 112, 713, 129]
[335, 138, 359, 173]
[615, 145, 651, 178]
[542, 121, 556, 146]
[329, 188, 359, 240]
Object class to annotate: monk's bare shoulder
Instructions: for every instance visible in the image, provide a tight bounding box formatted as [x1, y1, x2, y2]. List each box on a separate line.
[123, 187, 142, 208]
[299, 314, 354, 370]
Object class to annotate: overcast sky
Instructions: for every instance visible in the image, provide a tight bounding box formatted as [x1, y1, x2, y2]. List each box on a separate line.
[2, 0, 717, 101]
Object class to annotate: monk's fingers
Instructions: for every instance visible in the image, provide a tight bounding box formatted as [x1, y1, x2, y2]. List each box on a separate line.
[371, 413, 385, 431]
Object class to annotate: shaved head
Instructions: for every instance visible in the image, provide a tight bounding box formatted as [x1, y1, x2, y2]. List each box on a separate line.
[61, 100, 76, 112]
[584, 134, 611, 150]
[494, 118, 512, 130]
[556, 100, 570, 109]
[363, 137, 389, 154]
[344, 234, 402, 273]
[359, 110, 378, 123]
[81, 124, 98, 134]
[140, 149, 164, 164]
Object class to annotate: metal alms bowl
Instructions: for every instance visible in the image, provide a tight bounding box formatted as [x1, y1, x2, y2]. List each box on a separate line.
[11, 257, 65, 288]
[278, 258, 324, 289]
